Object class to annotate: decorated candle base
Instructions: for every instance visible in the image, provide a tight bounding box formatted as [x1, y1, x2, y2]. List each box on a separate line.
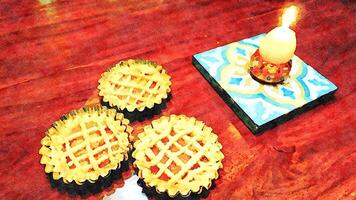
[192, 34, 337, 134]
[249, 49, 292, 85]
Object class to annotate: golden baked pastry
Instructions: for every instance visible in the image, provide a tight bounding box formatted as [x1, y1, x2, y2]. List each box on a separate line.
[98, 59, 171, 121]
[39, 105, 133, 186]
[132, 115, 224, 198]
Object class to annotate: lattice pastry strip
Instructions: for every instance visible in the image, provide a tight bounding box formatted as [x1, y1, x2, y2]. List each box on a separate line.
[39, 105, 133, 185]
[98, 59, 171, 112]
[133, 115, 224, 197]
[153, 133, 210, 186]
[107, 72, 162, 107]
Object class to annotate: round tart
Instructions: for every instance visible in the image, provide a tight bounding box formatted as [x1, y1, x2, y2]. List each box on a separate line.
[132, 115, 224, 199]
[98, 59, 171, 122]
[39, 105, 133, 195]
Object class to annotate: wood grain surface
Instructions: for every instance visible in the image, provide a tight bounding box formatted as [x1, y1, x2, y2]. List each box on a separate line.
[0, 0, 355, 199]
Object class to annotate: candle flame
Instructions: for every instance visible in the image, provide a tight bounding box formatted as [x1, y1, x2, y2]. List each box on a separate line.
[281, 6, 298, 27]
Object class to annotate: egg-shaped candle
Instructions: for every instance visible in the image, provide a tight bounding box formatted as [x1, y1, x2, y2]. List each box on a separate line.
[259, 26, 296, 64]
[250, 6, 299, 84]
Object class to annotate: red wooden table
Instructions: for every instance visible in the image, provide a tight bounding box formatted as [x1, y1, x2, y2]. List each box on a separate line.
[0, 0, 355, 199]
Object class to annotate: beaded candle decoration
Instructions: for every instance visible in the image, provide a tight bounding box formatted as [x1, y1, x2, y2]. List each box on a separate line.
[250, 50, 292, 84]
[250, 6, 298, 85]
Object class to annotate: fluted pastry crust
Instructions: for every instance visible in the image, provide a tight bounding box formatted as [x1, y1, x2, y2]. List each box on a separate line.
[133, 115, 224, 198]
[98, 59, 171, 112]
[39, 105, 132, 185]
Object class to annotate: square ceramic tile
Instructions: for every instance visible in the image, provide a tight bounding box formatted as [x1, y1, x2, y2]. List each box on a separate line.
[193, 34, 337, 134]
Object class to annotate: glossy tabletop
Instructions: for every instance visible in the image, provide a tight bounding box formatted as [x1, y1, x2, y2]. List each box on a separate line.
[0, 0, 355, 199]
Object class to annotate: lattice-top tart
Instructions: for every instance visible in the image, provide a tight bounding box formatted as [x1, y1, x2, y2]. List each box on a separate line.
[98, 59, 171, 120]
[132, 115, 224, 198]
[39, 105, 133, 186]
